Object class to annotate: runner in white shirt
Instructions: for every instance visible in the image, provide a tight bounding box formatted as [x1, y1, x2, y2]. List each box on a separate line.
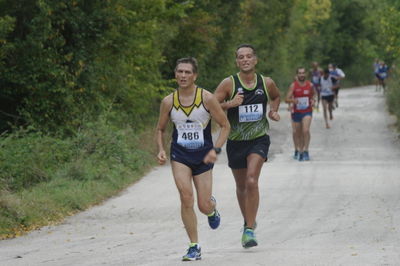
[328, 63, 345, 108]
[320, 69, 339, 129]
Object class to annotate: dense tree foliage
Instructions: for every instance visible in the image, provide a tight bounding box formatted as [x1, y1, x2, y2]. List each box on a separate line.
[0, 0, 399, 134]
[2, 0, 400, 238]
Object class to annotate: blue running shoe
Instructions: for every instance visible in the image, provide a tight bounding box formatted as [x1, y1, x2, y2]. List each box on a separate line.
[293, 150, 299, 160]
[242, 228, 258, 248]
[298, 152, 304, 161]
[303, 151, 310, 161]
[208, 196, 220, 229]
[182, 244, 201, 261]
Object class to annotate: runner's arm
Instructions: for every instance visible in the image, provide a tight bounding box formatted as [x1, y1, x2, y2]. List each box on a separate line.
[310, 83, 316, 106]
[337, 68, 345, 79]
[156, 95, 172, 165]
[285, 83, 296, 104]
[203, 91, 230, 164]
[214, 77, 244, 110]
[265, 77, 280, 121]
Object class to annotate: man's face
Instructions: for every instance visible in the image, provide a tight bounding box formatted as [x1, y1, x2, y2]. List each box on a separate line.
[312, 62, 318, 69]
[297, 69, 306, 81]
[236, 47, 257, 73]
[175, 63, 197, 89]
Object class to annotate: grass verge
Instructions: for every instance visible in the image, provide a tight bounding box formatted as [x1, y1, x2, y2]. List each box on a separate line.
[0, 119, 158, 239]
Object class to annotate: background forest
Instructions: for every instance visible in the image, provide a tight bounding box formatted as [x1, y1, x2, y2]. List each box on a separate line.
[1, 0, 399, 237]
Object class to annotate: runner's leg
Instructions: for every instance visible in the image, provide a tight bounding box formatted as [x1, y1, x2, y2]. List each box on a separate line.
[243, 153, 264, 229]
[172, 161, 198, 243]
[193, 170, 215, 215]
[292, 121, 303, 152]
[335, 88, 340, 107]
[301, 115, 312, 151]
[317, 87, 321, 110]
[292, 120, 301, 152]
[232, 168, 247, 221]
[322, 99, 330, 128]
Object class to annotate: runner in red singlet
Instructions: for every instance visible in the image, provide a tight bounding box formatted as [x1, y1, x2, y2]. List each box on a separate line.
[285, 67, 315, 161]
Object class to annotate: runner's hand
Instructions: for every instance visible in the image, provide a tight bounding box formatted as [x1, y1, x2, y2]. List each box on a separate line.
[229, 93, 244, 108]
[268, 110, 280, 121]
[157, 150, 167, 165]
[203, 149, 217, 164]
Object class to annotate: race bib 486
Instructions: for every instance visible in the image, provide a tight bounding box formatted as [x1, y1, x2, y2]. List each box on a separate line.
[176, 122, 204, 149]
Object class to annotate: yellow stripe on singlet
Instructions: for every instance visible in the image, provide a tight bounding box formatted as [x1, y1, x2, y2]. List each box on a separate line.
[173, 87, 203, 116]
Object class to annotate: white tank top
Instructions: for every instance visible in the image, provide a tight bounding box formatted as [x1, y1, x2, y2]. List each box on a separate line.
[320, 76, 334, 96]
[170, 87, 211, 150]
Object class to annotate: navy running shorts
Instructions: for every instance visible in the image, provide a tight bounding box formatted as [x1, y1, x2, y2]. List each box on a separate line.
[291, 111, 312, 123]
[226, 135, 270, 169]
[170, 143, 214, 175]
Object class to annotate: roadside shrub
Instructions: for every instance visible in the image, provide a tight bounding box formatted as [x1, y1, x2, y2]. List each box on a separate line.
[0, 130, 73, 191]
[387, 62, 400, 130]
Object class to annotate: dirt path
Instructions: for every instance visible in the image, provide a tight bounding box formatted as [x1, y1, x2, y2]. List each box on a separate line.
[1, 86, 400, 266]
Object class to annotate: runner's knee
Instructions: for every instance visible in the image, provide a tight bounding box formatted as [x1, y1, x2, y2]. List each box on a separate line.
[246, 176, 259, 191]
[303, 127, 310, 135]
[179, 191, 194, 208]
[198, 199, 213, 214]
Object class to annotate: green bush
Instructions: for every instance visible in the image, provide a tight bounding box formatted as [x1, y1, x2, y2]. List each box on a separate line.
[0, 129, 73, 191]
[387, 62, 400, 130]
[0, 116, 154, 192]
[0, 118, 156, 237]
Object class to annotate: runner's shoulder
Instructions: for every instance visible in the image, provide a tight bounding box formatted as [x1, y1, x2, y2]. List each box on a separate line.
[161, 93, 174, 108]
[216, 76, 233, 90]
[263, 76, 277, 88]
[201, 88, 214, 101]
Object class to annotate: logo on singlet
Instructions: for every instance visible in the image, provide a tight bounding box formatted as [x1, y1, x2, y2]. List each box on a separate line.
[255, 89, 264, 95]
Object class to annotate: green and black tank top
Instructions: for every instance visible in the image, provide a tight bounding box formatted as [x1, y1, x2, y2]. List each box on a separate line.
[227, 73, 270, 141]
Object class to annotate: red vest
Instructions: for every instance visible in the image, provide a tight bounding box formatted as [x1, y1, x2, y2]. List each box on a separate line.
[293, 80, 313, 113]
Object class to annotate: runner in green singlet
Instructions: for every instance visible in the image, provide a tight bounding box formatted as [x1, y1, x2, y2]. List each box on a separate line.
[214, 44, 280, 248]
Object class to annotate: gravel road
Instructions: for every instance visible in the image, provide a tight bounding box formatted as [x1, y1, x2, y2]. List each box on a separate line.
[1, 85, 400, 266]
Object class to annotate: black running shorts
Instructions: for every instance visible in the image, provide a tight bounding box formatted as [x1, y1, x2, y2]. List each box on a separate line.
[321, 95, 334, 103]
[226, 135, 270, 169]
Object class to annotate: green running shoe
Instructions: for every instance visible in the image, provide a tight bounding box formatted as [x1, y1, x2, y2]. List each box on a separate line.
[243, 220, 257, 231]
[241, 228, 258, 248]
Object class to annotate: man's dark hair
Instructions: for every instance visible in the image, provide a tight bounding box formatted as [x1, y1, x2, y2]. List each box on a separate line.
[324, 68, 330, 74]
[236, 44, 256, 57]
[175, 57, 198, 73]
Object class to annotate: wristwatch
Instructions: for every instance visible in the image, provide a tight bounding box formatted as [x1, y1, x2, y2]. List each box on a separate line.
[213, 147, 222, 154]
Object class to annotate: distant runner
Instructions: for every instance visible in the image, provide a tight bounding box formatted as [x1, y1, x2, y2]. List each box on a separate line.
[156, 57, 230, 261]
[286, 67, 314, 161]
[373, 59, 380, 91]
[320, 69, 338, 129]
[328, 63, 345, 108]
[377, 60, 389, 91]
[310, 62, 322, 111]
